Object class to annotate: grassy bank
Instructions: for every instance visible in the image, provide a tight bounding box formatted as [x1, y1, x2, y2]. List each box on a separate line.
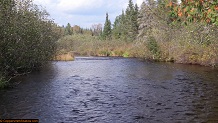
[57, 30, 218, 68]
[57, 34, 133, 58]
[54, 52, 75, 61]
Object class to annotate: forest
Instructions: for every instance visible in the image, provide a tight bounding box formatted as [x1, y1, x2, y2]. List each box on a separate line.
[58, 0, 218, 66]
[1, 0, 218, 88]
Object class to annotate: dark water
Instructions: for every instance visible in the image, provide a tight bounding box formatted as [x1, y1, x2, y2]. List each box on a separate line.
[1, 57, 218, 123]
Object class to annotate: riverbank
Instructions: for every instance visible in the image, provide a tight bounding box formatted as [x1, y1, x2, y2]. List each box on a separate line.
[57, 34, 218, 68]
[54, 52, 75, 61]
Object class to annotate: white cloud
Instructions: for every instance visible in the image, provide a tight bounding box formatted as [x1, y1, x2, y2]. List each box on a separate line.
[57, 0, 103, 12]
[33, 0, 141, 27]
[57, 0, 129, 15]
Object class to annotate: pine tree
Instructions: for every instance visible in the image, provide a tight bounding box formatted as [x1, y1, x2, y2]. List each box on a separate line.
[120, 10, 128, 40]
[65, 23, 73, 35]
[102, 13, 112, 40]
[134, 4, 139, 32]
[112, 0, 139, 41]
[125, 0, 139, 41]
[112, 10, 128, 40]
[112, 15, 122, 39]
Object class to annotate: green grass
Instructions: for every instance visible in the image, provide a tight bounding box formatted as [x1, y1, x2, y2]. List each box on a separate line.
[122, 52, 130, 58]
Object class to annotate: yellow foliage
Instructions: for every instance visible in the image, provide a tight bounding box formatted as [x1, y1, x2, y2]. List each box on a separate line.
[54, 52, 74, 61]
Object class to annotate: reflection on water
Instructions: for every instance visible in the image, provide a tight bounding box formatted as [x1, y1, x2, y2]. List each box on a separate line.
[0, 57, 218, 123]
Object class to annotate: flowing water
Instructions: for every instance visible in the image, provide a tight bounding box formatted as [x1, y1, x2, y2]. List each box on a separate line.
[0, 57, 218, 123]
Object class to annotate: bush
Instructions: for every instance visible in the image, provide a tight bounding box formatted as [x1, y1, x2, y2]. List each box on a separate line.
[0, 0, 59, 87]
[146, 36, 161, 60]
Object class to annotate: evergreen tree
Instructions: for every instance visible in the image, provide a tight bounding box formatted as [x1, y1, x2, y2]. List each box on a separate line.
[134, 4, 139, 32]
[120, 10, 128, 40]
[112, 0, 139, 41]
[65, 23, 73, 35]
[125, 0, 139, 41]
[112, 15, 122, 39]
[112, 10, 128, 40]
[102, 13, 112, 40]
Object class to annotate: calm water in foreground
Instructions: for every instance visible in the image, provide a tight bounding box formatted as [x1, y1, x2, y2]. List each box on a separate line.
[0, 57, 218, 123]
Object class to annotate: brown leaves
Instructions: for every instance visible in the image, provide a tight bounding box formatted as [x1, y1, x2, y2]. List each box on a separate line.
[215, 6, 218, 11]
[178, 8, 183, 17]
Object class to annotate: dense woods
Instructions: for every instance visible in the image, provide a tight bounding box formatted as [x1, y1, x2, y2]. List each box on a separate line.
[0, 0, 60, 88]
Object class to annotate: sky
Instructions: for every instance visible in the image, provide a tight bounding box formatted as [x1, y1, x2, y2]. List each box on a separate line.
[33, 0, 144, 28]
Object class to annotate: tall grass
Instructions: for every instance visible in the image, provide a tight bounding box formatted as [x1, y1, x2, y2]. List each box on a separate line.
[57, 34, 133, 57]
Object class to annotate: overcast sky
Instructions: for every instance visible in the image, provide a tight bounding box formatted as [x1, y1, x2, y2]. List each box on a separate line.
[33, 0, 144, 28]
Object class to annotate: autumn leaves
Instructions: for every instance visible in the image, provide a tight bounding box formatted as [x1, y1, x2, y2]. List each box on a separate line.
[168, 0, 218, 25]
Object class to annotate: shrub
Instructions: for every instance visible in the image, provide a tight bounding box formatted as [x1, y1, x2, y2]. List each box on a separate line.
[0, 0, 59, 87]
[146, 36, 161, 60]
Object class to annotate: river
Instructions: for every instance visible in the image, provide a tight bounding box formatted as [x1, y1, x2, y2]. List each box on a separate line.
[0, 57, 218, 123]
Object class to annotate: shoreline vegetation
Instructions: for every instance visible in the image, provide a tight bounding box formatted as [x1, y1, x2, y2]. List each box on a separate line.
[54, 52, 75, 61]
[57, 0, 218, 67]
[1, 0, 218, 88]
[0, 0, 60, 88]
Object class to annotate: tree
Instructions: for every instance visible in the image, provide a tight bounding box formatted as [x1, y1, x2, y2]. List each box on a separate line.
[65, 23, 73, 35]
[119, 10, 129, 41]
[137, 0, 173, 39]
[138, 1, 157, 38]
[169, 0, 218, 25]
[125, 0, 139, 41]
[0, 0, 59, 87]
[91, 23, 102, 36]
[134, 4, 139, 32]
[102, 13, 112, 40]
[112, 0, 139, 41]
[112, 15, 122, 39]
[73, 25, 82, 34]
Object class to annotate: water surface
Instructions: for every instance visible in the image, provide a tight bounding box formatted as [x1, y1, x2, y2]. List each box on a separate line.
[0, 57, 218, 123]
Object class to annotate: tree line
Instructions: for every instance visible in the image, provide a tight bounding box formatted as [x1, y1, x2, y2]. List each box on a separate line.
[59, 0, 139, 41]
[56, 0, 140, 57]
[58, 0, 218, 67]
[102, 0, 218, 66]
[100, 0, 139, 41]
